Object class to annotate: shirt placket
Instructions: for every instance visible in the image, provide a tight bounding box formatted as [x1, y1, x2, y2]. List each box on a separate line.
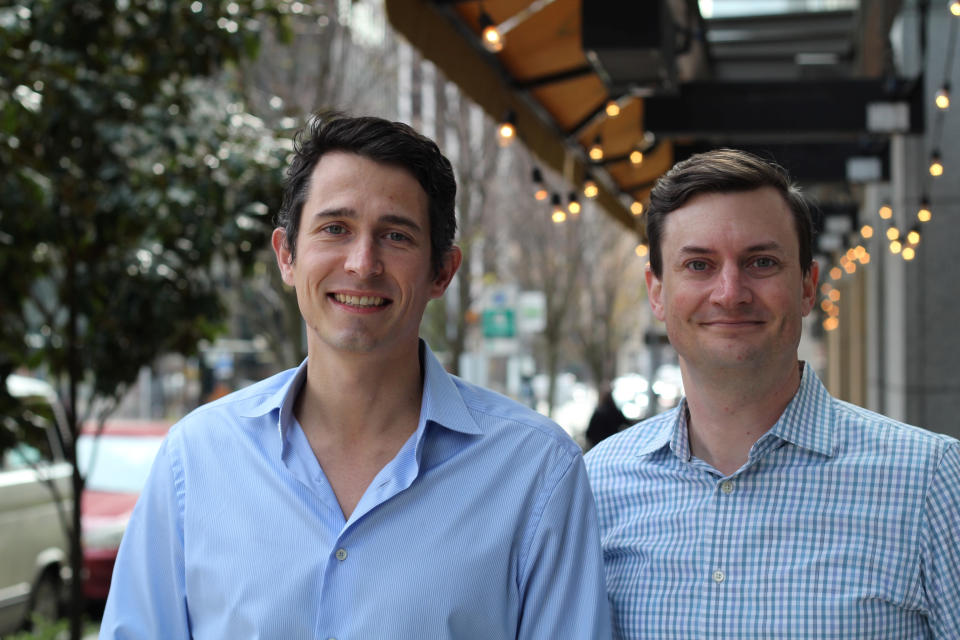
[705, 471, 739, 639]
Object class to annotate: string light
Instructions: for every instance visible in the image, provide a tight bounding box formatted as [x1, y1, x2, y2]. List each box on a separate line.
[829, 266, 843, 280]
[497, 110, 516, 147]
[828, 288, 841, 302]
[479, 11, 503, 53]
[567, 192, 581, 215]
[929, 151, 944, 177]
[531, 168, 548, 201]
[583, 177, 599, 199]
[890, 239, 903, 254]
[605, 100, 620, 117]
[630, 149, 644, 166]
[635, 243, 649, 257]
[886, 227, 900, 241]
[902, 246, 916, 261]
[878, 205, 893, 219]
[918, 197, 932, 222]
[951, 0, 960, 17]
[630, 200, 644, 216]
[477, 0, 555, 54]
[936, 84, 951, 110]
[550, 193, 566, 223]
[588, 135, 603, 161]
[823, 317, 839, 331]
[860, 224, 874, 238]
[907, 229, 921, 245]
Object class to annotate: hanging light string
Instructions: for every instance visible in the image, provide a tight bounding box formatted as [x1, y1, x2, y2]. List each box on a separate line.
[927, 7, 959, 179]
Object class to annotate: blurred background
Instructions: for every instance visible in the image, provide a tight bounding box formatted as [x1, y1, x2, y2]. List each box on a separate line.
[1, 0, 958, 636]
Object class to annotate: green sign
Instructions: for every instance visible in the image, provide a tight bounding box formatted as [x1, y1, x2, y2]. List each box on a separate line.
[482, 309, 515, 338]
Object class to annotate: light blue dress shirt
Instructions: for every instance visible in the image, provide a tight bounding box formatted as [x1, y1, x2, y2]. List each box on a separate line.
[586, 364, 960, 639]
[100, 342, 611, 639]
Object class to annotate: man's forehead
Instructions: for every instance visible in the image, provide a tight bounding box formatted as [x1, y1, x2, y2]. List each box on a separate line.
[661, 188, 798, 251]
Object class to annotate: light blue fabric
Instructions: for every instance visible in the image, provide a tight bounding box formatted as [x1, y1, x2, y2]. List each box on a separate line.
[586, 364, 960, 639]
[100, 342, 611, 639]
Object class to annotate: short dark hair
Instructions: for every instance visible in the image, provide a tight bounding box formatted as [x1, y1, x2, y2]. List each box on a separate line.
[646, 149, 817, 277]
[275, 113, 457, 275]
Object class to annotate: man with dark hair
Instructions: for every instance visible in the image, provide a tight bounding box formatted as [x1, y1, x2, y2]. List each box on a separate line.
[586, 149, 960, 638]
[100, 114, 611, 639]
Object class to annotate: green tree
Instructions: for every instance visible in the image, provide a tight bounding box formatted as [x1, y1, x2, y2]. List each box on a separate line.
[0, 2, 291, 636]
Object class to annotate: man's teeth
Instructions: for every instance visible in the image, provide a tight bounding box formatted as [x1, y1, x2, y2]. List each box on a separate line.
[334, 293, 385, 307]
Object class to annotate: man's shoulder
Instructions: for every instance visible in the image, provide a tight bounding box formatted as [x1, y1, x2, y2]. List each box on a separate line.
[830, 396, 959, 460]
[449, 374, 581, 457]
[585, 407, 678, 472]
[170, 367, 297, 437]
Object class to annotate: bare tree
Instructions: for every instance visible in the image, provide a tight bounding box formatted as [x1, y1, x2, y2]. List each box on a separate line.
[572, 207, 646, 390]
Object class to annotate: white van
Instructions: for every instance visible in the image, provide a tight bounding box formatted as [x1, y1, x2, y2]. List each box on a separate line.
[0, 374, 72, 634]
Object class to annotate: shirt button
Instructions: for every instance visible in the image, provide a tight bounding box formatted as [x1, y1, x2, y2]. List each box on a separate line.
[720, 480, 735, 494]
[335, 548, 347, 561]
[713, 570, 725, 583]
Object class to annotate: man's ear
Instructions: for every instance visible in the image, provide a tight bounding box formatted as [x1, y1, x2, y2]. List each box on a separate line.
[645, 264, 666, 322]
[272, 228, 295, 287]
[800, 259, 819, 317]
[429, 246, 462, 299]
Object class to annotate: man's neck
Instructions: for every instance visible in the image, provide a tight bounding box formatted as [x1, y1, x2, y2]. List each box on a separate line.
[293, 342, 426, 520]
[681, 359, 803, 476]
[297, 342, 425, 443]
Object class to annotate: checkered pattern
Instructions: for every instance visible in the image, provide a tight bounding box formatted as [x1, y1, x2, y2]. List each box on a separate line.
[585, 365, 960, 639]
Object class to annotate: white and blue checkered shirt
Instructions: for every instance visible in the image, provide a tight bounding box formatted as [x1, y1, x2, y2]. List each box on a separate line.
[586, 364, 960, 639]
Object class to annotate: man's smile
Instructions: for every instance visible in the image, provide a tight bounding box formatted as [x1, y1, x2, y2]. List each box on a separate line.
[330, 292, 391, 309]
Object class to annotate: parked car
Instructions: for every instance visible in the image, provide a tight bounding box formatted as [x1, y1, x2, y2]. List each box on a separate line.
[0, 374, 72, 634]
[76, 420, 170, 601]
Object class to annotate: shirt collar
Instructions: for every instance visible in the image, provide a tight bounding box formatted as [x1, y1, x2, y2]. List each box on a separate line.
[767, 362, 837, 457]
[418, 340, 483, 436]
[642, 362, 837, 461]
[234, 340, 483, 439]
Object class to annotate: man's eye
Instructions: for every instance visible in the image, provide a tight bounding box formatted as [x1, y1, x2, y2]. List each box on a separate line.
[687, 260, 709, 271]
[322, 224, 346, 235]
[386, 231, 410, 242]
[752, 257, 777, 268]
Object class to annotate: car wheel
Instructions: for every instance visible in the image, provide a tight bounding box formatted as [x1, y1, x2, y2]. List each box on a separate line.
[29, 570, 61, 624]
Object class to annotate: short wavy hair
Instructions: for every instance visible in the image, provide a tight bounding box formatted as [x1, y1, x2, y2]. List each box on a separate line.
[646, 149, 818, 278]
[275, 112, 457, 275]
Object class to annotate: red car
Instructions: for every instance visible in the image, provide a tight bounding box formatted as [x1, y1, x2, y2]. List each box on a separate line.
[77, 420, 171, 601]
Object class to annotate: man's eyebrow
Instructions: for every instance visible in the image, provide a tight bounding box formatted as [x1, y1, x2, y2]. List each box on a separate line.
[307, 207, 355, 223]
[677, 242, 784, 255]
[306, 209, 423, 233]
[380, 214, 422, 233]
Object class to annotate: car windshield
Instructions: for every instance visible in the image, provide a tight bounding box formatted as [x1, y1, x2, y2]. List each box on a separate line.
[76, 434, 164, 493]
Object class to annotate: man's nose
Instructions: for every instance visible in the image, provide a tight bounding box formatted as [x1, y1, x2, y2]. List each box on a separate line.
[709, 264, 751, 307]
[344, 237, 383, 277]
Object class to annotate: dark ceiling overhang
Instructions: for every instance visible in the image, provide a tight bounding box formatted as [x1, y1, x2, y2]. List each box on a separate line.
[385, 0, 915, 234]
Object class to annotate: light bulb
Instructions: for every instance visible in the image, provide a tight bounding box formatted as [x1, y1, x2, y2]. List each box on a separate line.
[929, 153, 944, 177]
[936, 85, 951, 110]
[583, 179, 598, 199]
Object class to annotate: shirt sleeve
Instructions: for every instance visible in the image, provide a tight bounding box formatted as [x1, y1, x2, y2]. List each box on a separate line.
[99, 436, 191, 639]
[921, 441, 960, 639]
[515, 451, 613, 640]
